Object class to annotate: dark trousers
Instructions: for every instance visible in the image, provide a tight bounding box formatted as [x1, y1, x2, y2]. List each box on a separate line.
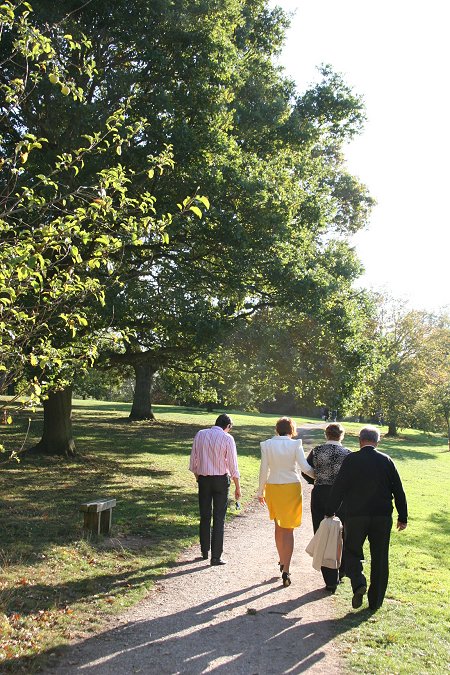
[198, 474, 230, 559]
[344, 515, 392, 610]
[311, 484, 344, 588]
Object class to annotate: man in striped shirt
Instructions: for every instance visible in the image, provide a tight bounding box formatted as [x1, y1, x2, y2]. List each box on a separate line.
[189, 414, 241, 565]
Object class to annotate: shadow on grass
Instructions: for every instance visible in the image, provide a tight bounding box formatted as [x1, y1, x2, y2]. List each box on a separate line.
[1, 580, 373, 674]
[0, 466, 200, 555]
[0, 562, 167, 617]
[379, 438, 440, 461]
[72, 403, 248, 416]
[15, 407, 442, 466]
[71, 416, 271, 461]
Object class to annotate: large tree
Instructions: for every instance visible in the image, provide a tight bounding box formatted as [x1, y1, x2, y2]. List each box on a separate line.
[92, 15, 374, 419]
[357, 301, 444, 436]
[2, 0, 374, 450]
[0, 2, 205, 454]
[410, 315, 450, 448]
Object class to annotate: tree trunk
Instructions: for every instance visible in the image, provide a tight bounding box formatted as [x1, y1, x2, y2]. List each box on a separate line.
[129, 363, 156, 421]
[29, 386, 76, 456]
[444, 413, 450, 451]
[386, 421, 398, 437]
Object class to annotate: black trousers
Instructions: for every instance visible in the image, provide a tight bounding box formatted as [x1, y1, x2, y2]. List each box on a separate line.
[198, 474, 230, 559]
[344, 515, 392, 610]
[311, 484, 345, 588]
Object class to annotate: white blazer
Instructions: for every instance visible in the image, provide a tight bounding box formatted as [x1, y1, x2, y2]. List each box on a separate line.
[258, 436, 315, 497]
[305, 516, 343, 571]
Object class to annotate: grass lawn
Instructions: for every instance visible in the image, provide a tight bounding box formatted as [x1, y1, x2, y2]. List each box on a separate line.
[0, 401, 449, 674]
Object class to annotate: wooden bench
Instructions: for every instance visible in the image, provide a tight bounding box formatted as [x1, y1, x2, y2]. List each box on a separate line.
[80, 498, 116, 535]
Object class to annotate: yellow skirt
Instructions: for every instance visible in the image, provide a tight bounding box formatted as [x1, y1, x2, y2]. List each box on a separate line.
[264, 483, 303, 529]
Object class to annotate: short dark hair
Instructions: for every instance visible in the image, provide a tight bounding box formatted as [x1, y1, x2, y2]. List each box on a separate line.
[359, 426, 380, 445]
[325, 423, 345, 441]
[275, 417, 296, 436]
[215, 414, 233, 429]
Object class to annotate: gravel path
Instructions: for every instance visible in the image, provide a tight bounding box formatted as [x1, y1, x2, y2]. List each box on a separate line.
[45, 424, 349, 675]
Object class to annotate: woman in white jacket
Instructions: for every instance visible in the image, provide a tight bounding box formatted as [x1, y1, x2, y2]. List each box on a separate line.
[258, 417, 315, 586]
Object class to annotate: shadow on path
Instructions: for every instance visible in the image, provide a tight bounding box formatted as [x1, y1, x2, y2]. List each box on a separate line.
[26, 580, 371, 675]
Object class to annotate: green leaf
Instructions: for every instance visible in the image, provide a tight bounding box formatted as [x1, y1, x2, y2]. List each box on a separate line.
[17, 267, 29, 281]
[198, 195, 210, 209]
[189, 206, 202, 218]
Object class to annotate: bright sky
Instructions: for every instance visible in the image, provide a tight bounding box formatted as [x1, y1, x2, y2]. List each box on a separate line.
[274, 0, 449, 313]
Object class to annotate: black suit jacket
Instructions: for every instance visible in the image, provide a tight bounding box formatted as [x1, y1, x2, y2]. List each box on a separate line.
[326, 445, 408, 523]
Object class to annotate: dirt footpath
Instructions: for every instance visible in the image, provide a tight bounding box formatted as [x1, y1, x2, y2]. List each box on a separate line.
[45, 425, 350, 675]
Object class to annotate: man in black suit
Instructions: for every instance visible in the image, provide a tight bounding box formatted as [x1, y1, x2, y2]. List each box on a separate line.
[326, 426, 407, 611]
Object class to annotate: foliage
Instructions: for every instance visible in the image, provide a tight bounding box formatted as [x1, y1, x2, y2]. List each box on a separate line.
[410, 314, 450, 445]
[159, 276, 377, 415]
[20, 1, 375, 402]
[358, 300, 450, 437]
[72, 365, 134, 402]
[0, 2, 207, 448]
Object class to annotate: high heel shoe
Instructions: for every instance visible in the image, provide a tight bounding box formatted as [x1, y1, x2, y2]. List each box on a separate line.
[282, 571, 291, 587]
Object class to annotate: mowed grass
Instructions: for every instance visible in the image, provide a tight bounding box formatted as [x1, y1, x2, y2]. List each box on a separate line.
[0, 402, 449, 674]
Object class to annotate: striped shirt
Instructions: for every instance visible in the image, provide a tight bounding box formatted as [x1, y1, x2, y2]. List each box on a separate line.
[189, 426, 240, 478]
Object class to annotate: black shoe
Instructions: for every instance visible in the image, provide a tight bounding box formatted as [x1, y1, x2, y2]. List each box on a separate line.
[282, 571, 291, 587]
[201, 552, 208, 560]
[210, 558, 226, 566]
[352, 585, 367, 609]
[326, 585, 337, 593]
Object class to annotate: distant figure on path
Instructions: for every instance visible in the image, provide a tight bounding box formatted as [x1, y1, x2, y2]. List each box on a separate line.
[303, 422, 351, 592]
[189, 414, 241, 566]
[326, 425, 408, 611]
[258, 417, 315, 587]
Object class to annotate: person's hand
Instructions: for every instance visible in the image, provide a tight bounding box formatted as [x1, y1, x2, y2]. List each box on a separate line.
[235, 488, 241, 501]
[258, 496, 266, 506]
[397, 520, 407, 531]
